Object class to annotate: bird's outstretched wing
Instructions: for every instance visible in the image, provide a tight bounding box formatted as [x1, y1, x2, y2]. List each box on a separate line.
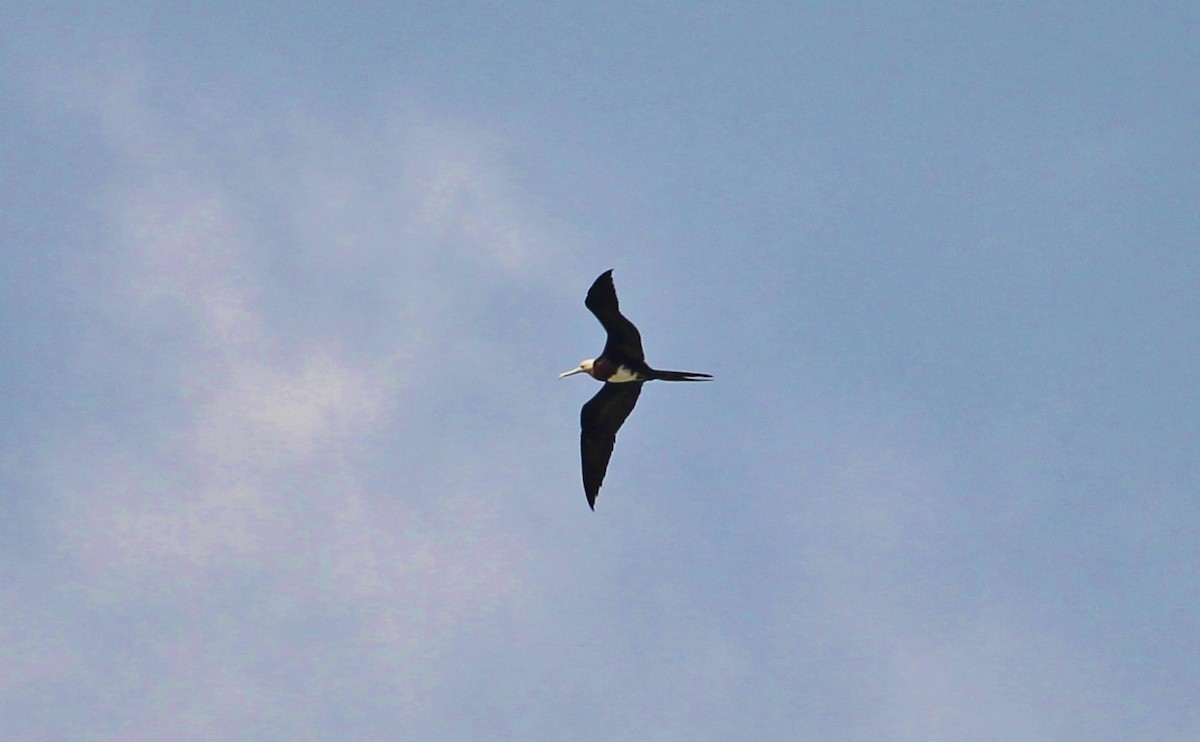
[580, 381, 644, 509]
[585, 269, 644, 362]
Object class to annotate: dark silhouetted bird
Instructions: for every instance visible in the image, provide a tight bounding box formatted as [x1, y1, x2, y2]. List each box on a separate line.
[560, 270, 711, 509]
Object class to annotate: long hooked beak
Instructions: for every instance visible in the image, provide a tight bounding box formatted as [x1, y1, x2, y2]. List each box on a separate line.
[559, 367, 586, 378]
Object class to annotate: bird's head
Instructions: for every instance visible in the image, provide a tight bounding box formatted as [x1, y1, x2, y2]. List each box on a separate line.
[559, 359, 595, 379]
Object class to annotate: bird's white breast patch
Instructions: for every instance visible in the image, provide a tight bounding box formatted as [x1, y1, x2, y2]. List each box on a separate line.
[608, 366, 643, 383]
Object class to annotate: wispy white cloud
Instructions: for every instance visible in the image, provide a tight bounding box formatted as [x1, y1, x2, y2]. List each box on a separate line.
[6, 60, 567, 738]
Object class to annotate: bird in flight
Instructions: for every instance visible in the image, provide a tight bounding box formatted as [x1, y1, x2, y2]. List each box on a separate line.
[560, 269, 712, 509]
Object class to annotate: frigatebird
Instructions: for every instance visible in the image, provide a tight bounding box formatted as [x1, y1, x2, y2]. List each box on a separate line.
[560, 269, 712, 509]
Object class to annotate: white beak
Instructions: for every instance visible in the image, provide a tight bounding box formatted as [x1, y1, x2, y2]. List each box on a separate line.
[559, 367, 586, 378]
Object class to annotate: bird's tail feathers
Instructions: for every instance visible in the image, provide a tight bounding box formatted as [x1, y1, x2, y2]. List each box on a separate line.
[649, 369, 713, 381]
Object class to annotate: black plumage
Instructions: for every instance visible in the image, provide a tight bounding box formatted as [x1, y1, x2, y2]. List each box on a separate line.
[580, 381, 643, 508]
[561, 270, 712, 509]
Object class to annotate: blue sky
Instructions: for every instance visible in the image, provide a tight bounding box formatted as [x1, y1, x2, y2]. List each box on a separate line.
[2, 3, 1198, 739]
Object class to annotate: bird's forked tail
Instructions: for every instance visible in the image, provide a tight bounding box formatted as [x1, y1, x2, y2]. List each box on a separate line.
[648, 369, 713, 381]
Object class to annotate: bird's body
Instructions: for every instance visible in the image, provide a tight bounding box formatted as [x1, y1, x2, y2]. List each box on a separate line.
[560, 270, 711, 509]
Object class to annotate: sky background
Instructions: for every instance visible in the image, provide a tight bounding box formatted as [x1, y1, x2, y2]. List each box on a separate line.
[2, 3, 1198, 740]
